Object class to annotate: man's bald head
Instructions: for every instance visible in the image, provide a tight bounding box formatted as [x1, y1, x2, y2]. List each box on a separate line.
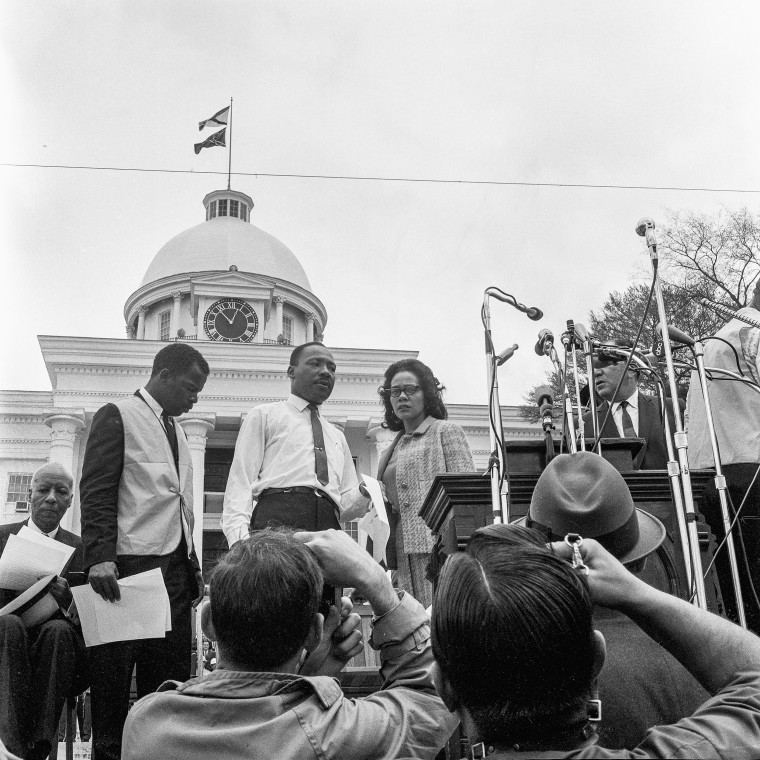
[29, 462, 74, 534]
[31, 462, 73, 490]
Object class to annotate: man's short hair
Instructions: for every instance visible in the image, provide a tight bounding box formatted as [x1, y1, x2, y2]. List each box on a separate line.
[431, 544, 596, 744]
[289, 342, 326, 367]
[209, 529, 323, 669]
[150, 343, 210, 378]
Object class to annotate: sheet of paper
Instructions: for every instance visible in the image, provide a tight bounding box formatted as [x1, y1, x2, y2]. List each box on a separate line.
[358, 474, 390, 564]
[0, 532, 74, 591]
[71, 568, 171, 647]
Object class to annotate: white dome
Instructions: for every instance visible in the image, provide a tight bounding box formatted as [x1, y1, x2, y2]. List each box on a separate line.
[141, 216, 312, 291]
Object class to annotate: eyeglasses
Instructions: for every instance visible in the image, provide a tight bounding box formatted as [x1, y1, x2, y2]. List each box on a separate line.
[382, 384, 421, 398]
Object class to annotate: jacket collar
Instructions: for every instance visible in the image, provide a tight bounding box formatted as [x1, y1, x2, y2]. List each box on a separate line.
[404, 415, 436, 436]
[170, 669, 343, 709]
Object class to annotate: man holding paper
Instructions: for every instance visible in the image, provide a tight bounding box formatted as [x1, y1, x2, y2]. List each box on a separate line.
[222, 342, 370, 546]
[0, 463, 87, 760]
[79, 342, 209, 760]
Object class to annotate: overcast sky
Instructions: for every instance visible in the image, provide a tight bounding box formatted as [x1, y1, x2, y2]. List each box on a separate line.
[2, 1, 759, 405]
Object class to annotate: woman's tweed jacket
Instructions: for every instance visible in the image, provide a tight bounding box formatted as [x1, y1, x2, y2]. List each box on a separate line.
[376, 416, 475, 553]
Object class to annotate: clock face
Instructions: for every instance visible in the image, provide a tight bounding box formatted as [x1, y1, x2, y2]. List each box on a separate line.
[203, 299, 259, 342]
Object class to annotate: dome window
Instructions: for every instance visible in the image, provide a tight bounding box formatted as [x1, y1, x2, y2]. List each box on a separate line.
[218, 199, 228, 217]
[208, 201, 217, 220]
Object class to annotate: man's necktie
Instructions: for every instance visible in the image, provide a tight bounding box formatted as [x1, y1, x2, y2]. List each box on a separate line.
[308, 403, 330, 486]
[619, 401, 637, 438]
[161, 410, 179, 469]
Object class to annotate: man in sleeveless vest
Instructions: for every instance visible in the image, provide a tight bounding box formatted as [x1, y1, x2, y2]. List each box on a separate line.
[221, 342, 369, 548]
[79, 342, 209, 760]
[686, 282, 760, 633]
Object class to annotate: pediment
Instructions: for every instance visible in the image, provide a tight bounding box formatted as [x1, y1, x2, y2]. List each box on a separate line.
[191, 270, 275, 290]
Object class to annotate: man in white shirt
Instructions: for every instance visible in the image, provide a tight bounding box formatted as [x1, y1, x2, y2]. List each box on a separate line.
[583, 345, 671, 470]
[686, 284, 760, 632]
[222, 342, 370, 547]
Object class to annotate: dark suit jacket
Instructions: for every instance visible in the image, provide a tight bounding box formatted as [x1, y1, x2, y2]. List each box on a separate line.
[583, 392, 674, 470]
[0, 518, 84, 607]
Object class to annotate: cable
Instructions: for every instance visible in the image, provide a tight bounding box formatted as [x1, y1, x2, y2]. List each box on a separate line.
[589, 271, 657, 454]
[700, 336, 746, 377]
[5, 161, 760, 193]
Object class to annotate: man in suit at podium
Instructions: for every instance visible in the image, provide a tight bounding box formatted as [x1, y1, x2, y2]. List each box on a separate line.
[583, 343, 672, 470]
[0, 463, 88, 760]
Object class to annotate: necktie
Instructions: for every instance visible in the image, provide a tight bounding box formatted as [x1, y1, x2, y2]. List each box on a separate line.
[619, 401, 637, 438]
[308, 404, 330, 486]
[161, 410, 179, 469]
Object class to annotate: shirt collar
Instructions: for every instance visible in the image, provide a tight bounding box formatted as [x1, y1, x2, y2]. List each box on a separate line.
[139, 387, 166, 418]
[174, 668, 343, 708]
[28, 518, 59, 540]
[288, 393, 315, 413]
[405, 415, 436, 436]
[612, 390, 638, 413]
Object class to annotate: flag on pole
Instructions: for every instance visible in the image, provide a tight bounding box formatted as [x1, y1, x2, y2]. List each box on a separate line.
[198, 106, 230, 131]
[194, 127, 226, 154]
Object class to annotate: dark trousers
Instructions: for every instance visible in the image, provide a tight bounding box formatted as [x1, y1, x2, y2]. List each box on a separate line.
[251, 490, 341, 532]
[0, 615, 88, 758]
[89, 543, 196, 760]
[701, 462, 760, 633]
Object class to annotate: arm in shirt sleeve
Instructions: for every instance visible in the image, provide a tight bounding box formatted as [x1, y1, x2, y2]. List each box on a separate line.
[79, 403, 124, 571]
[337, 436, 370, 522]
[441, 421, 475, 472]
[221, 406, 266, 547]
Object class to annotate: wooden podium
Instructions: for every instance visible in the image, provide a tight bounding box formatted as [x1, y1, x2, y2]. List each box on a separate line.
[420, 439, 725, 613]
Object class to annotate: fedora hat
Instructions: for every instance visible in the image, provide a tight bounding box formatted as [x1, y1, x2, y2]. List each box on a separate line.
[517, 451, 665, 565]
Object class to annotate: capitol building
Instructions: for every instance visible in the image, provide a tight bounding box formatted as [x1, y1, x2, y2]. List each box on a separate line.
[0, 186, 539, 569]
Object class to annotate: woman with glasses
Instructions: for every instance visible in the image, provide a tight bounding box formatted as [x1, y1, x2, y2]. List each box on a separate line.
[376, 359, 474, 607]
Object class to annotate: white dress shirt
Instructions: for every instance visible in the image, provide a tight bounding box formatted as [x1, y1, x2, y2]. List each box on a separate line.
[138, 387, 172, 434]
[222, 394, 369, 546]
[611, 389, 639, 437]
[27, 518, 59, 540]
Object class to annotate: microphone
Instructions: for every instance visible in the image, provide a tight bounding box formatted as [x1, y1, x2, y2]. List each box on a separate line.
[534, 386, 555, 433]
[635, 217, 658, 257]
[534, 329, 554, 356]
[701, 298, 760, 329]
[534, 385, 554, 407]
[657, 322, 695, 347]
[495, 344, 519, 366]
[526, 306, 543, 321]
[574, 323, 591, 343]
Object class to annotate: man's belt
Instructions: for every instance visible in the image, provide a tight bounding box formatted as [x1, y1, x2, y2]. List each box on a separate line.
[258, 487, 340, 520]
[260, 486, 330, 498]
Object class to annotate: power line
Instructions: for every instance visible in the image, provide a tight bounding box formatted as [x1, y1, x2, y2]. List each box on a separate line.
[2, 161, 760, 194]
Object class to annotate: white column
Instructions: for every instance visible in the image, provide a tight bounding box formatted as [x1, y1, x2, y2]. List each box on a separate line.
[171, 291, 182, 338]
[367, 424, 395, 476]
[306, 314, 315, 342]
[178, 417, 215, 570]
[44, 413, 85, 531]
[136, 307, 147, 340]
[274, 296, 284, 337]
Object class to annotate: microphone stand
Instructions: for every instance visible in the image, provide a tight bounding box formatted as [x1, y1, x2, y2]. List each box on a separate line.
[558, 332, 579, 453]
[482, 290, 509, 524]
[636, 218, 708, 610]
[566, 321, 586, 451]
[692, 338, 747, 627]
[576, 323, 602, 456]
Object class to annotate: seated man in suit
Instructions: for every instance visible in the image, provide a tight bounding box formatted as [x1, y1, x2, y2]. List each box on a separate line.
[583, 344, 671, 469]
[0, 463, 88, 760]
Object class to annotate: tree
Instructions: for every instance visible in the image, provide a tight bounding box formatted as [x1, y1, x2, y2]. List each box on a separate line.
[659, 207, 760, 310]
[520, 207, 760, 423]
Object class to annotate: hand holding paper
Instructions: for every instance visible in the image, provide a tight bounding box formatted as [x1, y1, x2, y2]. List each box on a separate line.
[358, 475, 390, 564]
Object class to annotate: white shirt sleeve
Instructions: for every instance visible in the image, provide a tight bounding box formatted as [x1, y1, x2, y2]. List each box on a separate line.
[221, 407, 266, 546]
[337, 436, 370, 522]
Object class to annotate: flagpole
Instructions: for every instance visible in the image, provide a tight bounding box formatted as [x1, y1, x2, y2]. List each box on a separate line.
[227, 97, 233, 190]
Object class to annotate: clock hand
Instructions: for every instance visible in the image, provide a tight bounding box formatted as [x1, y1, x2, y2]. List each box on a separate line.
[222, 309, 236, 325]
